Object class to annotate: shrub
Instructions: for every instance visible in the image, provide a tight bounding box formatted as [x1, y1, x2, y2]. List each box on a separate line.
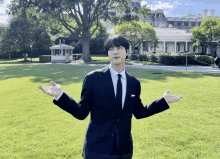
[128, 54, 138, 60]
[148, 54, 158, 63]
[73, 54, 82, 60]
[196, 55, 214, 66]
[138, 54, 148, 61]
[39, 55, 51, 63]
[157, 55, 201, 65]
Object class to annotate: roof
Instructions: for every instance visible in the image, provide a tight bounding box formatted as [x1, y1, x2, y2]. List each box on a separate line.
[49, 44, 75, 49]
[154, 28, 192, 37]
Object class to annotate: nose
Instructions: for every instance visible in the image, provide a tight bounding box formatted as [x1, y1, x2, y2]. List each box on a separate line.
[113, 48, 118, 54]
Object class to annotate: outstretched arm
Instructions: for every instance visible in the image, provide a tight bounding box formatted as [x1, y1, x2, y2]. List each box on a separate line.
[37, 75, 93, 120]
[132, 81, 170, 119]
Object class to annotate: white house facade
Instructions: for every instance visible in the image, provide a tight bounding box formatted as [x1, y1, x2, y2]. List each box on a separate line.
[104, 0, 220, 55]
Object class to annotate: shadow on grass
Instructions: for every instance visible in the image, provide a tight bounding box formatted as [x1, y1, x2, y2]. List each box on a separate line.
[0, 58, 40, 64]
[0, 64, 102, 85]
[0, 64, 220, 85]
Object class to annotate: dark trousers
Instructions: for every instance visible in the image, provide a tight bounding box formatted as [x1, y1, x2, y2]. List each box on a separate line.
[84, 135, 131, 159]
[110, 134, 132, 159]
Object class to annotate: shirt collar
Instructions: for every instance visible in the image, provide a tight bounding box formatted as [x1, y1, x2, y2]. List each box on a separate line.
[109, 64, 126, 79]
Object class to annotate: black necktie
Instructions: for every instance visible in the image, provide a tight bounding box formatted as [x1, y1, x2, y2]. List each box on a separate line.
[116, 74, 122, 150]
[116, 74, 122, 110]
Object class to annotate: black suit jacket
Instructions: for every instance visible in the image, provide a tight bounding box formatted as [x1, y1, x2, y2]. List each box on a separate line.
[53, 65, 169, 159]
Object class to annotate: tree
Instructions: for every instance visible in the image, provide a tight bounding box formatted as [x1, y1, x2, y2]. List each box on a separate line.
[191, 17, 220, 57]
[107, 0, 150, 25]
[0, 0, 52, 60]
[32, 0, 112, 61]
[113, 21, 158, 54]
[31, 0, 150, 62]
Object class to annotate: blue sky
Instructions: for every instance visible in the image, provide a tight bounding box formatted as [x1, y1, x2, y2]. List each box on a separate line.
[141, 0, 220, 17]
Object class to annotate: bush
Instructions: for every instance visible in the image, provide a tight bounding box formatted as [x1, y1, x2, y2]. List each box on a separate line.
[128, 54, 138, 60]
[151, 55, 214, 66]
[138, 54, 148, 61]
[39, 55, 51, 63]
[73, 54, 82, 60]
[147, 54, 158, 63]
[196, 55, 214, 66]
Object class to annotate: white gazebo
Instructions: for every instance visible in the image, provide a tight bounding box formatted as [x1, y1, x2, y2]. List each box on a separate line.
[50, 39, 75, 63]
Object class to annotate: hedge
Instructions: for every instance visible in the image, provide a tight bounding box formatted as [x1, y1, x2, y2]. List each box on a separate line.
[39, 55, 51, 63]
[131, 54, 214, 66]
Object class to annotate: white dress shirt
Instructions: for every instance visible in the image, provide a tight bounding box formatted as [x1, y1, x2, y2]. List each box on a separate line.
[109, 64, 126, 109]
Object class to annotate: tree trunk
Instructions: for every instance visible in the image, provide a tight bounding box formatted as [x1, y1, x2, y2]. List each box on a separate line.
[23, 52, 27, 61]
[81, 36, 91, 62]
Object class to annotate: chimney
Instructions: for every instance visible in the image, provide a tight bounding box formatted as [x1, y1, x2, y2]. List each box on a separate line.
[211, 9, 215, 17]
[59, 39, 61, 44]
[203, 9, 208, 18]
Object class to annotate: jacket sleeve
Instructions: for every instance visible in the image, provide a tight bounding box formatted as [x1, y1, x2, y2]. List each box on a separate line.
[53, 74, 93, 120]
[132, 81, 170, 119]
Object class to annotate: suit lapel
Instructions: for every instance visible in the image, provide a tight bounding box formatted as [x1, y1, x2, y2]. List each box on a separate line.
[103, 65, 116, 101]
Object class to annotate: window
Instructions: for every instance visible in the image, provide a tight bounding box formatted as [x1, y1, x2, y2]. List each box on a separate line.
[184, 22, 188, 26]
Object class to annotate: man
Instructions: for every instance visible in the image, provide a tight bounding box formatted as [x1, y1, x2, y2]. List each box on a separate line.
[38, 35, 182, 159]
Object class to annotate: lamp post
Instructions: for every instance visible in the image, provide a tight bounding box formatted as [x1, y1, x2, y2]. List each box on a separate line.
[185, 50, 188, 71]
[30, 44, 33, 63]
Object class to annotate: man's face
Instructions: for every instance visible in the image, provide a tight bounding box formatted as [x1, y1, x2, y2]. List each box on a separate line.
[108, 46, 127, 65]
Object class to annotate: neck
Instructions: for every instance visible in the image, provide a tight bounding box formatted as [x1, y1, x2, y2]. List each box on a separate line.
[111, 63, 125, 73]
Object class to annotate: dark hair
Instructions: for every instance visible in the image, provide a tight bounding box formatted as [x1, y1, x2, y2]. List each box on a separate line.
[104, 35, 129, 53]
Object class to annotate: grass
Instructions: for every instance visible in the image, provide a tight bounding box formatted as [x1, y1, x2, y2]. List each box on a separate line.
[0, 57, 40, 64]
[0, 63, 220, 159]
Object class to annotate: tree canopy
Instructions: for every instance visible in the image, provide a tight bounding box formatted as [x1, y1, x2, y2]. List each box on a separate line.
[0, 1, 51, 60]
[32, 0, 124, 61]
[113, 21, 157, 54]
[191, 17, 220, 57]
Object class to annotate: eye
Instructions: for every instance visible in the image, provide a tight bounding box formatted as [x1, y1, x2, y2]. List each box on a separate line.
[109, 47, 113, 51]
[118, 46, 122, 49]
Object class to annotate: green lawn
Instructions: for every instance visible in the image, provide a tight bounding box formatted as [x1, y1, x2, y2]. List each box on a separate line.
[0, 63, 220, 159]
[0, 57, 40, 64]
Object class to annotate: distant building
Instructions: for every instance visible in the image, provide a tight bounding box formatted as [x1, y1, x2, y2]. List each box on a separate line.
[104, 0, 220, 55]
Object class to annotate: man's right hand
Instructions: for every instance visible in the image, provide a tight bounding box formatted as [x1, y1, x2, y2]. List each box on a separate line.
[38, 81, 63, 98]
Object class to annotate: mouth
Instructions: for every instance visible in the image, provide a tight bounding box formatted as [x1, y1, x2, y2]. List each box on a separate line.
[113, 57, 120, 59]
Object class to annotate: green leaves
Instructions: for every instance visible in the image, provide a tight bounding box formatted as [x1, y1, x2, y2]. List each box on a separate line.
[191, 17, 220, 57]
[114, 21, 157, 54]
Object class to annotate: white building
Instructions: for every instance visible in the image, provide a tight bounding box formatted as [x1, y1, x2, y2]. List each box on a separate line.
[104, 0, 220, 55]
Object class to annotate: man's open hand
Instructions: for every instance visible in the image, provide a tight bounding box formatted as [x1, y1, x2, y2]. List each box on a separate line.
[163, 91, 182, 103]
[38, 81, 63, 98]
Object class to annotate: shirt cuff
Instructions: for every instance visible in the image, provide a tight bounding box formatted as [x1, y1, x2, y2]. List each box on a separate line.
[163, 96, 169, 104]
[54, 90, 64, 101]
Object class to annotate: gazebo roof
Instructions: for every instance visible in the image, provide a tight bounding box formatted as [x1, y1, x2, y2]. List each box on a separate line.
[50, 44, 75, 49]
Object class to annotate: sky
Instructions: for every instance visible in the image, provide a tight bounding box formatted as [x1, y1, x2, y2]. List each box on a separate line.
[1, 0, 220, 25]
[141, 0, 220, 17]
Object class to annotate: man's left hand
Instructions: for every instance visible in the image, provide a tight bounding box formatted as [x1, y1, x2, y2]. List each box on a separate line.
[163, 91, 182, 103]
